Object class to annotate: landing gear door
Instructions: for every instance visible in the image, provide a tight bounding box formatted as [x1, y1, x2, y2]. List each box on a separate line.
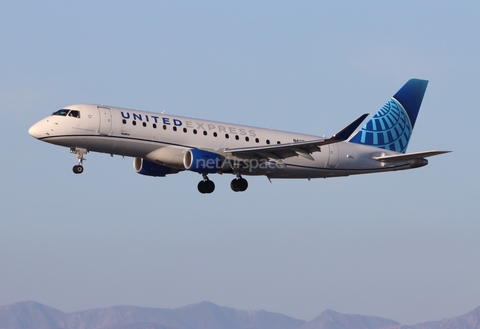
[327, 143, 339, 168]
[98, 106, 112, 135]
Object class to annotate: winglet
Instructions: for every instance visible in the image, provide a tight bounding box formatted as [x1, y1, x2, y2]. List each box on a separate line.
[333, 113, 369, 141]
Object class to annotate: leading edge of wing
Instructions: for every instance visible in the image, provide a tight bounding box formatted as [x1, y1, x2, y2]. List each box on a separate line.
[222, 113, 369, 160]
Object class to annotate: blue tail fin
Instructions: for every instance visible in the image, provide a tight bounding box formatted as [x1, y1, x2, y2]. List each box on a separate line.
[349, 79, 428, 153]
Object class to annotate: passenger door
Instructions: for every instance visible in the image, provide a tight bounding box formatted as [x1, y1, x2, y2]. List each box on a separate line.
[98, 106, 112, 135]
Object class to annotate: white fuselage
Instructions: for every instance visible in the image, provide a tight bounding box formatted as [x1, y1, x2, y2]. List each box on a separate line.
[29, 104, 411, 179]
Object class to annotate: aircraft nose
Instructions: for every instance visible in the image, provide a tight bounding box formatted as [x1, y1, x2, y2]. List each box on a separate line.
[28, 123, 41, 138]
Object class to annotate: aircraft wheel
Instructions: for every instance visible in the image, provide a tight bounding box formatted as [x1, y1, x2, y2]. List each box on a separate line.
[230, 179, 239, 192]
[236, 178, 248, 192]
[231, 178, 248, 192]
[204, 180, 215, 193]
[73, 165, 84, 174]
[198, 181, 206, 194]
[198, 180, 215, 194]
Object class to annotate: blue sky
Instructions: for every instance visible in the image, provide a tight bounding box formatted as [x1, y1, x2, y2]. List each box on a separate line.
[1, 1, 479, 325]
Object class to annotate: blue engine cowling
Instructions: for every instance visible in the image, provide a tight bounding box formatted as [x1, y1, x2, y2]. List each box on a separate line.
[183, 148, 226, 173]
[133, 158, 171, 177]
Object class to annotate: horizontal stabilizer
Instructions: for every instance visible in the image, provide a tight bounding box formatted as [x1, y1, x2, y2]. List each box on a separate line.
[373, 150, 451, 162]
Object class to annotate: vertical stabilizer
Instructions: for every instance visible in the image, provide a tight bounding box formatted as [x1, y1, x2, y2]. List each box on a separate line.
[349, 79, 428, 153]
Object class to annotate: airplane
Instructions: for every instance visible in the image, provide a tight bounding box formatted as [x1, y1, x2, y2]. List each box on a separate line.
[28, 79, 449, 194]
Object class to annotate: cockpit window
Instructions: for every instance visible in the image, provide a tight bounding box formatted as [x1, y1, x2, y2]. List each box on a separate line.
[69, 110, 80, 118]
[52, 109, 70, 116]
[51, 109, 81, 118]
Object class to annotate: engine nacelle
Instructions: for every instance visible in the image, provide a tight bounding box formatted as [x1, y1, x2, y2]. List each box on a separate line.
[145, 146, 187, 169]
[183, 148, 226, 173]
[133, 158, 171, 177]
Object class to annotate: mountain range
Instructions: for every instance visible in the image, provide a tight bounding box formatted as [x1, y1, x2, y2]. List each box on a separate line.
[0, 301, 479, 329]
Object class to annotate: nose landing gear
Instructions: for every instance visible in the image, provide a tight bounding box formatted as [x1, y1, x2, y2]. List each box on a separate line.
[70, 147, 88, 174]
[73, 165, 84, 174]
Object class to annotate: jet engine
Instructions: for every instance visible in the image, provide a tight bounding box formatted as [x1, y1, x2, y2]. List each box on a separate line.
[183, 148, 227, 173]
[133, 158, 171, 177]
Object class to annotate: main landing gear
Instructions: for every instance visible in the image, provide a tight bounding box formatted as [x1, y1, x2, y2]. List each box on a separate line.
[70, 147, 88, 174]
[230, 176, 248, 192]
[198, 173, 215, 194]
[197, 173, 249, 194]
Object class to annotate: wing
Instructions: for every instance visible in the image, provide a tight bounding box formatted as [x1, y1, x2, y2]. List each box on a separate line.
[222, 114, 369, 161]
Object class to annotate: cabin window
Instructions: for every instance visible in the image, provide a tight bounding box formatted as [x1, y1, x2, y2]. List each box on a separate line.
[183, 128, 187, 133]
[163, 125, 167, 130]
[173, 126, 177, 131]
[213, 132, 217, 137]
[266, 139, 270, 144]
[277, 141, 281, 144]
[193, 129, 197, 134]
[153, 123, 157, 129]
[203, 131, 208, 136]
[255, 138, 259, 143]
[225, 134, 229, 139]
[142, 122, 147, 127]
[132, 121, 137, 126]
[235, 135, 239, 140]
[122, 119, 127, 124]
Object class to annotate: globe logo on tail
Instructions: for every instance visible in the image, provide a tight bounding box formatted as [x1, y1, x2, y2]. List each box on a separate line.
[350, 98, 412, 153]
